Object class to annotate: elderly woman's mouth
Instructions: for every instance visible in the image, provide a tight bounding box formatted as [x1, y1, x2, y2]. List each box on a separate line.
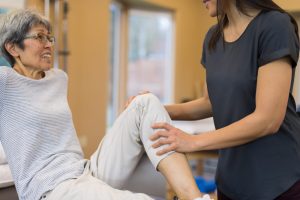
[42, 53, 52, 59]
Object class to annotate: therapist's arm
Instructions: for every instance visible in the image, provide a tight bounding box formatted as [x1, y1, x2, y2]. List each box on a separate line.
[194, 57, 292, 150]
[151, 58, 292, 154]
[165, 82, 213, 121]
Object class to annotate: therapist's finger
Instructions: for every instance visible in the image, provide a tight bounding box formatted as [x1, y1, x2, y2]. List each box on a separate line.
[152, 136, 174, 148]
[156, 143, 177, 155]
[152, 122, 173, 131]
[149, 130, 171, 141]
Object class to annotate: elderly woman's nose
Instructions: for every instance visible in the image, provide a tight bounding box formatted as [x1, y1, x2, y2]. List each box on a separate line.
[45, 40, 54, 48]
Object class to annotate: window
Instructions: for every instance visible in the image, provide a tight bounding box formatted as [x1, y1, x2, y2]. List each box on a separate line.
[0, 0, 24, 9]
[107, 7, 175, 127]
[0, 7, 9, 14]
[127, 10, 174, 104]
[107, 2, 122, 127]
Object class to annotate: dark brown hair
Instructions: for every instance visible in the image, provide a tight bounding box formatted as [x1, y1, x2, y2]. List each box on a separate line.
[209, 0, 299, 51]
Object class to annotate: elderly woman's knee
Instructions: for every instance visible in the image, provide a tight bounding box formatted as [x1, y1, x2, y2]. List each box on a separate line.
[134, 93, 161, 106]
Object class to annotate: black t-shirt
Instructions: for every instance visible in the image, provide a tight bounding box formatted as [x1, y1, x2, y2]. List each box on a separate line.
[202, 10, 300, 200]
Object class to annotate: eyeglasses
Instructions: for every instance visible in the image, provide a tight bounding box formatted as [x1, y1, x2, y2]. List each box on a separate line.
[24, 33, 55, 45]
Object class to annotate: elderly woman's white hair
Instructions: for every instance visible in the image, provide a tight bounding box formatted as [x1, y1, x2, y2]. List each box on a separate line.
[0, 9, 51, 66]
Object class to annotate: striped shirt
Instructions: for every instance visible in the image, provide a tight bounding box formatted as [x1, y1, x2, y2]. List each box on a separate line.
[0, 67, 86, 200]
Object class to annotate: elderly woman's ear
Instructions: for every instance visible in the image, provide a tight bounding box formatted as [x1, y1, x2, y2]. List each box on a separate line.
[4, 43, 19, 58]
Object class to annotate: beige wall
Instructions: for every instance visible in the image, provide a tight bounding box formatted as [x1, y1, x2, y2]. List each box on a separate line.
[275, 0, 300, 11]
[25, 0, 43, 12]
[67, 0, 110, 157]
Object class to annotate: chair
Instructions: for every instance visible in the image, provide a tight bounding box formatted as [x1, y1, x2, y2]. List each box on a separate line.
[0, 185, 19, 200]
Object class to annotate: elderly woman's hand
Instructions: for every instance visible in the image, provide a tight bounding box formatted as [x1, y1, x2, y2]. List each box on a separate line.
[150, 122, 196, 155]
[124, 91, 150, 109]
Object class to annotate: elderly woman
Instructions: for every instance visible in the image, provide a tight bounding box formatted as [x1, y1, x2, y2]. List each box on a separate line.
[0, 9, 207, 200]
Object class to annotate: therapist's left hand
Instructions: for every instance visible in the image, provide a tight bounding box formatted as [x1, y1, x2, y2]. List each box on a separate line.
[150, 122, 195, 155]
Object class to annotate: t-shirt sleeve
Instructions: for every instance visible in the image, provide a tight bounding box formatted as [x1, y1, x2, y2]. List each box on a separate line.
[201, 26, 216, 68]
[258, 12, 299, 68]
[0, 68, 7, 114]
[201, 42, 207, 68]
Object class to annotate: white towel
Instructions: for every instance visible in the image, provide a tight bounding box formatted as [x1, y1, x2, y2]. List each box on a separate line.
[193, 194, 213, 200]
[0, 141, 7, 164]
[172, 117, 215, 135]
[0, 143, 14, 188]
[0, 164, 14, 188]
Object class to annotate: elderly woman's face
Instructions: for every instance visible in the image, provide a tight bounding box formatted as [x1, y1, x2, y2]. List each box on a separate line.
[17, 25, 53, 71]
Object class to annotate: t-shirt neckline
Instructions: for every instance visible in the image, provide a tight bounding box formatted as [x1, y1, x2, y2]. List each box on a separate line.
[223, 10, 264, 45]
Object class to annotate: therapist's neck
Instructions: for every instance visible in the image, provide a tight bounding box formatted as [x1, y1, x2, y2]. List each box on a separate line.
[226, 4, 261, 29]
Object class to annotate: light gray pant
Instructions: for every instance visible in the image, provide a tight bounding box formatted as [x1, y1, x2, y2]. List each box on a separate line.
[46, 94, 173, 200]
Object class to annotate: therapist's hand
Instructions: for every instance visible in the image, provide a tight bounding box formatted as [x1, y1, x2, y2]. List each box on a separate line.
[150, 122, 195, 155]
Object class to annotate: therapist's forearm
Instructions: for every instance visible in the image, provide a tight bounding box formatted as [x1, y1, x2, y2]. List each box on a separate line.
[165, 98, 212, 121]
[193, 111, 280, 151]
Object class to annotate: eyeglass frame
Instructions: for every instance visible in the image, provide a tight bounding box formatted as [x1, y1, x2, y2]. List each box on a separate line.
[24, 33, 55, 45]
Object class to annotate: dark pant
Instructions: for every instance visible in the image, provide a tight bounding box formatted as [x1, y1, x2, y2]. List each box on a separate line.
[275, 179, 300, 200]
[218, 179, 300, 200]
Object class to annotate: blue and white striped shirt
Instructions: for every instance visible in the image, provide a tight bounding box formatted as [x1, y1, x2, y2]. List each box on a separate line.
[0, 67, 86, 200]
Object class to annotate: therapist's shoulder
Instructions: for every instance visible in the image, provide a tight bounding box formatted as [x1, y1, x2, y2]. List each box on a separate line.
[203, 24, 218, 46]
[262, 10, 290, 21]
[259, 10, 293, 30]
[206, 24, 218, 38]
